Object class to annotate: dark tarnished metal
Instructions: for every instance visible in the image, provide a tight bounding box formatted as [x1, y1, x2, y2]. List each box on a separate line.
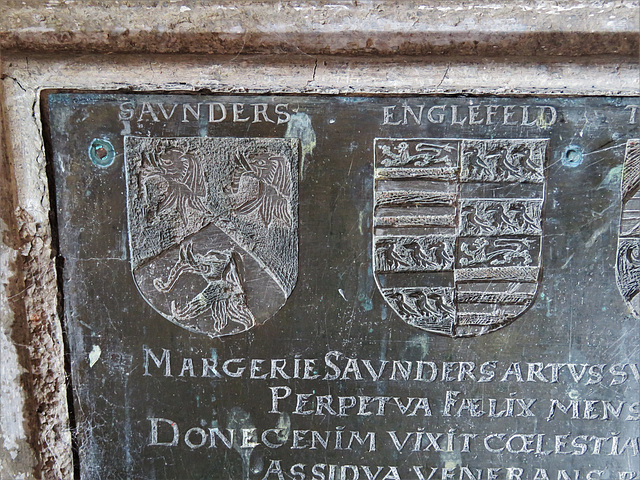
[45, 94, 639, 480]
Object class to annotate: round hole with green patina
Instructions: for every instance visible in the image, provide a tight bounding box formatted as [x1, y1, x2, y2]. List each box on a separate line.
[562, 145, 583, 168]
[89, 138, 115, 167]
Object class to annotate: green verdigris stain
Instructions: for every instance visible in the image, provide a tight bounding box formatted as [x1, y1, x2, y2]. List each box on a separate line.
[285, 112, 316, 179]
[358, 293, 373, 311]
[89, 138, 115, 167]
[600, 164, 623, 191]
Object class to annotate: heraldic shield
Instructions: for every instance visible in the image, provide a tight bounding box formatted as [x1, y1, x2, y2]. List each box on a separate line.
[616, 139, 640, 318]
[124, 136, 299, 338]
[373, 138, 548, 337]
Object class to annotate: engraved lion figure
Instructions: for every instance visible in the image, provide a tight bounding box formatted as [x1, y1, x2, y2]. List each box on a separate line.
[153, 243, 255, 333]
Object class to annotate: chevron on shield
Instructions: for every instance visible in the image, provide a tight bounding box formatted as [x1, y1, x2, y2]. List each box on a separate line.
[373, 137, 548, 337]
[125, 136, 299, 338]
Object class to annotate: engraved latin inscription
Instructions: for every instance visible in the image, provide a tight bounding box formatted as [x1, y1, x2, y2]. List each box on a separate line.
[373, 138, 547, 337]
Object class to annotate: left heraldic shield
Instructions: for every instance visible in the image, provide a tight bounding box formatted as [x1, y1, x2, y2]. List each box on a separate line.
[124, 136, 299, 338]
[373, 137, 547, 338]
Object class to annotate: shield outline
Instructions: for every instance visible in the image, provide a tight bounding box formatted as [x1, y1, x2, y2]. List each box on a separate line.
[124, 135, 299, 338]
[615, 139, 640, 318]
[372, 137, 548, 337]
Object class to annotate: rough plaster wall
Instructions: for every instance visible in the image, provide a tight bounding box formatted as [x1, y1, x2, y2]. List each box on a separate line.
[0, 168, 37, 477]
[0, 55, 38, 480]
[0, 240, 35, 480]
[0, 54, 637, 480]
[0, 55, 71, 480]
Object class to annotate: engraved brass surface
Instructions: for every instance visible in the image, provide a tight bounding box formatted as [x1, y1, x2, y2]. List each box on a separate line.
[45, 94, 639, 479]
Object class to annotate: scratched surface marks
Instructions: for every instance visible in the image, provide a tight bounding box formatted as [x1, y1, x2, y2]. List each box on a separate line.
[44, 94, 639, 479]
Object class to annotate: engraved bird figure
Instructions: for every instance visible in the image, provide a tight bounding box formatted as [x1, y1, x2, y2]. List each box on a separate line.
[228, 151, 293, 228]
[426, 240, 455, 268]
[464, 144, 493, 178]
[140, 147, 210, 224]
[398, 240, 431, 267]
[421, 290, 455, 322]
[499, 144, 529, 178]
[400, 289, 454, 323]
[403, 290, 428, 319]
[376, 241, 406, 270]
[460, 204, 496, 235]
[502, 202, 540, 234]
[385, 290, 422, 318]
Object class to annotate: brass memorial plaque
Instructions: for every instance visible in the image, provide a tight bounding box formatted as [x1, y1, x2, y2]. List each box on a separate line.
[44, 94, 639, 479]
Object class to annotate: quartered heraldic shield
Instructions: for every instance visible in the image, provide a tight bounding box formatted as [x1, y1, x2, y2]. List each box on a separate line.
[373, 138, 548, 337]
[124, 136, 299, 338]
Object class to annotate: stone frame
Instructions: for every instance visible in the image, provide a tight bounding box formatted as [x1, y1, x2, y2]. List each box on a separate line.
[0, 2, 638, 479]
